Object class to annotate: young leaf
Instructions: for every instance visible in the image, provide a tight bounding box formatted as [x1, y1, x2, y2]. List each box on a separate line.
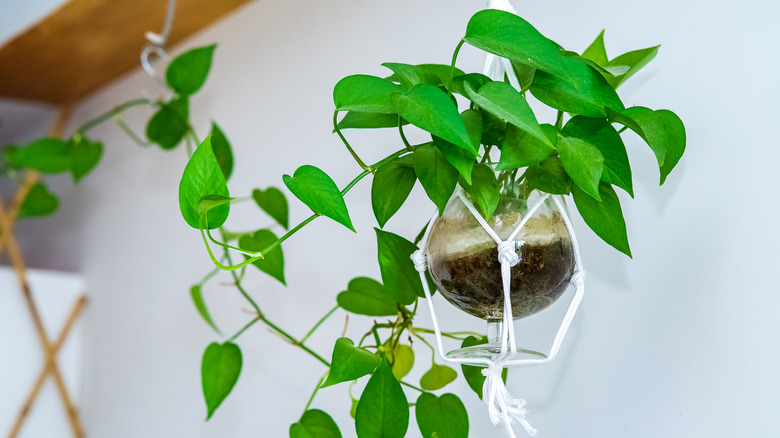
[563, 116, 633, 197]
[166, 44, 216, 96]
[333, 75, 401, 114]
[238, 229, 285, 285]
[497, 123, 556, 170]
[337, 112, 407, 130]
[202, 342, 242, 420]
[9, 138, 70, 173]
[382, 63, 441, 89]
[525, 155, 572, 195]
[388, 344, 414, 380]
[413, 144, 459, 215]
[464, 81, 550, 146]
[621, 106, 686, 184]
[415, 393, 469, 438]
[420, 363, 457, 391]
[147, 98, 189, 150]
[68, 137, 103, 182]
[391, 83, 475, 154]
[322, 338, 380, 388]
[209, 122, 233, 181]
[179, 136, 230, 229]
[460, 163, 499, 219]
[371, 158, 416, 228]
[606, 45, 660, 89]
[290, 409, 342, 438]
[375, 228, 422, 305]
[581, 30, 608, 66]
[460, 336, 507, 399]
[190, 285, 221, 334]
[530, 55, 624, 118]
[355, 359, 409, 438]
[18, 183, 58, 219]
[283, 165, 354, 232]
[555, 131, 605, 200]
[463, 10, 572, 82]
[337, 277, 398, 317]
[572, 182, 631, 257]
[252, 187, 289, 229]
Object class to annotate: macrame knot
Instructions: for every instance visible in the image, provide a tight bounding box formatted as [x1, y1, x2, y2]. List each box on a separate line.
[570, 270, 587, 288]
[497, 241, 520, 267]
[481, 359, 538, 437]
[410, 250, 427, 273]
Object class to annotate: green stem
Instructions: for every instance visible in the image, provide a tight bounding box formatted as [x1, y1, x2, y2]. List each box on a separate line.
[198, 266, 221, 286]
[227, 317, 261, 342]
[398, 117, 413, 152]
[261, 316, 331, 367]
[301, 305, 339, 344]
[401, 381, 427, 393]
[112, 112, 151, 147]
[617, 126, 628, 134]
[333, 111, 370, 171]
[555, 110, 564, 130]
[447, 40, 466, 99]
[303, 373, 329, 412]
[75, 98, 154, 134]
[412, 327, 482, 340]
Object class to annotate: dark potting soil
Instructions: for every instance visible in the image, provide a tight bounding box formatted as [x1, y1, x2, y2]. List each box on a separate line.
[431, 240, 574, 320]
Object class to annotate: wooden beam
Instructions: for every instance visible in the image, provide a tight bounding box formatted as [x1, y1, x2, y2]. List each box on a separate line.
[0, 0, 255, 104]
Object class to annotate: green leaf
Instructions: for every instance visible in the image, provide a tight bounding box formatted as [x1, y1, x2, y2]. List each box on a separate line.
[464, 10, 572, 81]
[18, 183, 58, 219]
[239, 229, 285, 285]
[621, 107, 686, 184]
[464, 81, 549, 146]
[433, 138, 475, 185]
[10, 138, 70, 173]
[420, 363, 457, 391]
[530, 55, 624, 118]
[322, 338, 380, 388]
[334, 75, 402, 114]
[284, 165, 354, 232]
[371, 157, 416, 228]
[510, 60, 537, 90]
[197, 195, 233, 216]
[252, 187, 289, 229]
[525, 155, 572, 195]
[581, 30, 608, 66]
[166, 44, 216, 96]
[388, 344, 414, 380]
[375, 228, 422, 305]
[68, 136, 103, 182]
[461, 109, 484, 152]
[415, 393, 469, 438]
[413, 144, 459, 215]
[337, 277, 398, 317]
[147, 98, 189, 150]
[460, 336, 507, 399]
[382, 63, 441, 89]
[563, 116, 632, 197]
[179, 136, 230, 229]
[290, 409, 342, 438]
[190, 285, 221, 334]
[417, 64, 466, 88]
[497, 123, 556, 170]
[460, 163, 499, 219]
[355, 359, 409, 438]
[556, 130, 604, 200]
[606, 45, 660, 89]
[209, 122, 233, 181]
[337, 112, 407, 130]
[572, 182, 631, 257]
[202, 342, 242, 420]
[391, 83, 475, 154]
[450, 73, 492, 97]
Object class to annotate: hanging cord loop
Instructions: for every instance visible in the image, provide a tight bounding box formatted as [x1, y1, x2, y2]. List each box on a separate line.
[140, 0, 177, 94]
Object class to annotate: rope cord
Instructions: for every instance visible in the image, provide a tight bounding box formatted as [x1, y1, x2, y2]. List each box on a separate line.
[140, 0, 177, 92]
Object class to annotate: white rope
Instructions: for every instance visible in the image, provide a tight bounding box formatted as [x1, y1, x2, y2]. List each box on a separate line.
[483, 0, 522, 90]
[411, 193, 585, 438]
[140, 0, 177, 95]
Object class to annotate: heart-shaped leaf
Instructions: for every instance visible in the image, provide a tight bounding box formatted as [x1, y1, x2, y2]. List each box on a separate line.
[18, 183, 59, 219]
[355, 359, 409, 438]
[371, 157, 416, 228]
[413, 144, 459, 215]
[179, 136, 230, 229]
[464, 81, 549, 146]
[572, 182, 631, 257]
[9, 138, 70, 174]
[605, 45, 660, 89]
[238, 229, 285, 285]
[420, 363, 457, 391]
[415, 393, 469, 438]
[382, 63, 441, 89]
[563, 116, 632, 197]
[322, 338, 380, 388]
[334, 75, 401, 114]
[290, 409, 342, 438]
[252, 186, 289, 229]
[581, 30, 608, 66]
[388, 344, 414, 380]
[460, 163, 499, 219]
[68, 136, 103, 182]
[621, 106, 686, 184]
[337, 277, 398, 317]
[337, 112, 407, 130]
[147, 98, 189, 150]
[497, 123, 556, 170]
[556, 130, 605, 200]
[166, 44, 216, 96]
[525, 155, 572, 195]
[391, 83, 474, 154]
[209, 122, 233, 181]
[284, 165, 354, 232]
[190, 285, 220, 335]
[375, 228, 421, 305]
[202, 342, 242, 420]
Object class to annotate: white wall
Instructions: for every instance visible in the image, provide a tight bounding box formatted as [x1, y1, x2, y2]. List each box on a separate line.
[3, 0, 779, 436]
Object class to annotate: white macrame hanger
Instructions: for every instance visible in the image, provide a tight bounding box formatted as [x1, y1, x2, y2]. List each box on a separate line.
[140, 0, 177, 99]
[409, 3, 587, 435]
